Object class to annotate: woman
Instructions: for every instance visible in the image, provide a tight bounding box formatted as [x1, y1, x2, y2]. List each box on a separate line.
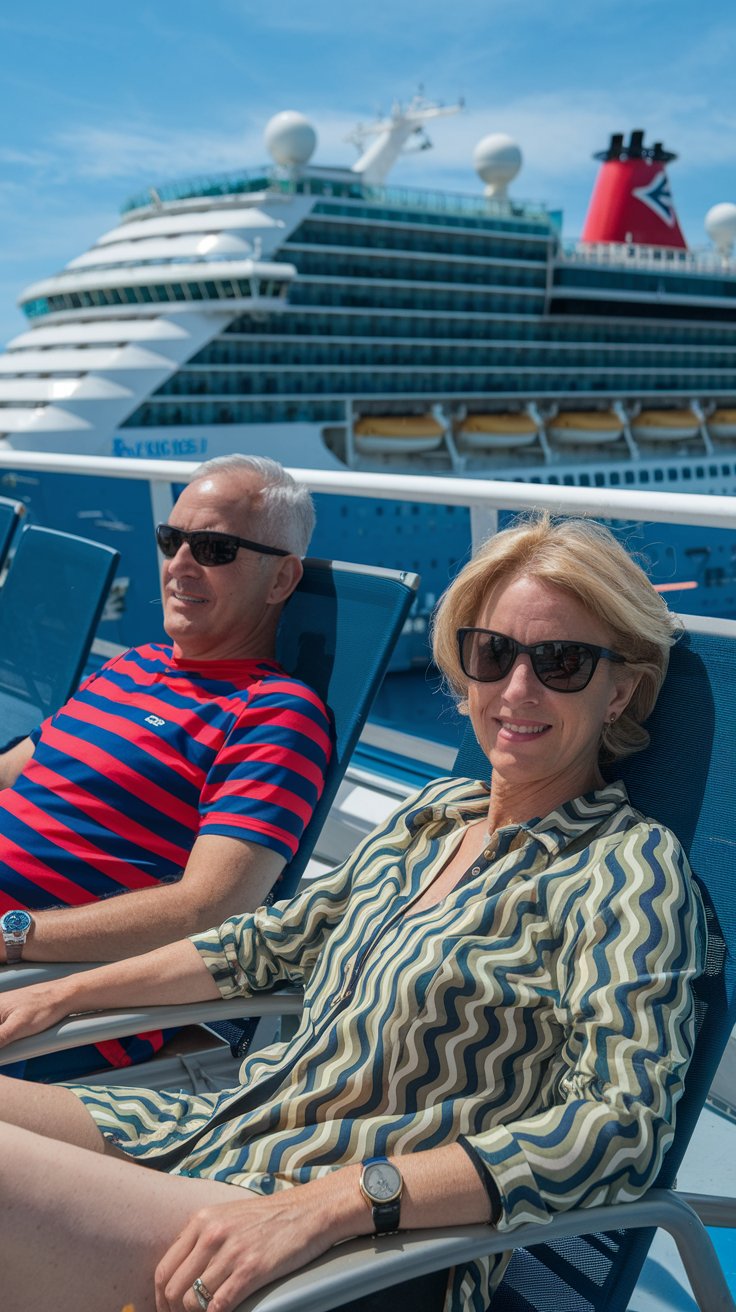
[0, 515, 705, 1312]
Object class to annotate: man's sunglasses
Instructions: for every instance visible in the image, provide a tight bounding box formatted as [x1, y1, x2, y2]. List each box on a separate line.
[156, 523, 289, 567]
[457, 628, 626, 693]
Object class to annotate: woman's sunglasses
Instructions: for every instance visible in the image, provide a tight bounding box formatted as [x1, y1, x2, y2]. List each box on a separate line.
[156, 523, 289, 567]
[457, 628, 626, 693]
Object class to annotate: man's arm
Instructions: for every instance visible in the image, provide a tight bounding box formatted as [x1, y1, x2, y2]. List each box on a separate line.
[2, 834, 285, 963]
[0, 738, 34, 790]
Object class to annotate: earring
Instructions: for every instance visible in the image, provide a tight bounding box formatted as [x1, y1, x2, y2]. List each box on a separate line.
[607, 712, 617, 726]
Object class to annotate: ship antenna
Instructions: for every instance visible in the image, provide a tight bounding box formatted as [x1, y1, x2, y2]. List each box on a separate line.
[347, 94, 463, 186]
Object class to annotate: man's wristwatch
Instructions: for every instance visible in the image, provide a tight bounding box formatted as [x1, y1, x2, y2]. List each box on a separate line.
[0, 909, 33, 964]
[359, 1156, 403, 1235]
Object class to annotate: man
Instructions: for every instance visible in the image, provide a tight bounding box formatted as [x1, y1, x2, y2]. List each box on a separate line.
[0, 454, 332, 1076]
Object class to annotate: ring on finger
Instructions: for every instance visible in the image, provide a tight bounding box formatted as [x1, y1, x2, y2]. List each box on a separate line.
[193, 1276, 215, 1309]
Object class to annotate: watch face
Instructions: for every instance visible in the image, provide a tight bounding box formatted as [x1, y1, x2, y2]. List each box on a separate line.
[363, 1161, 402, 1201]
[1, 910, 32, 935]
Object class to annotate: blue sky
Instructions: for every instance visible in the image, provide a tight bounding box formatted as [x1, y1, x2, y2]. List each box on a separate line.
[1, 0, 736, 346]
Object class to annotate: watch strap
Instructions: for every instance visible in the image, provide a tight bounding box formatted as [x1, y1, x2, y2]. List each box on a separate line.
[371, 1196, 401, 1235]
[3, 937, 25, 964]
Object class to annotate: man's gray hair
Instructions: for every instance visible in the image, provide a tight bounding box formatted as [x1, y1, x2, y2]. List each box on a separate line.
[190, 454, 315, 556]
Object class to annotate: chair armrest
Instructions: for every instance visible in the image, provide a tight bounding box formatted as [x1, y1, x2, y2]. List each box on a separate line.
[232, 1190, 736, 1312]
[0, 962, 105, 991]
[680, 1191, 736, 1228]
[0, 990, 305, 1063]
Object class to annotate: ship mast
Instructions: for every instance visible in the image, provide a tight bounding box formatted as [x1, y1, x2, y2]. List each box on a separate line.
[348, 94, 462, 186]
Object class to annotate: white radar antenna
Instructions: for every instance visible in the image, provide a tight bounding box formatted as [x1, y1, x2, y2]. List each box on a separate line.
[473, 133, 522, 200]
[265, 111, 318, 172]
[705, 202, 736, 264]
[347, 93, 463, 186]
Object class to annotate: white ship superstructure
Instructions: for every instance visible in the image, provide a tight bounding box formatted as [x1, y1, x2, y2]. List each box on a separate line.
[0, 98, 735, 637]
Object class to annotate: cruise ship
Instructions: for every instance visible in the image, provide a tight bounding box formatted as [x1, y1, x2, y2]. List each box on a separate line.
[0, 95, 735, 670]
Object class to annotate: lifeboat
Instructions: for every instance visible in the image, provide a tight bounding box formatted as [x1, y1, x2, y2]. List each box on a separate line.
[631, 408, 700, 441]
[707, 408, 736, 440]
[456, 412, 539, 450]
[353, 414, 444, 455]
[547, 410, 623, 446]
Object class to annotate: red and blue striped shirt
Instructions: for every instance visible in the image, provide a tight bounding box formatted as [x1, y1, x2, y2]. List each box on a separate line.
[0, 643, 331, 1070]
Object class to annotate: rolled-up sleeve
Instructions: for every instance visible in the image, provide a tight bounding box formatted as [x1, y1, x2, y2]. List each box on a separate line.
[190, 856, 358, 998]
[465, 823, 706, 1231]
[188, 784, 439, 999]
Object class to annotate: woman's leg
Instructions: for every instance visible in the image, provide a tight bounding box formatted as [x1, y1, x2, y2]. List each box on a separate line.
[0, 1120, 235, 1312]
[0, 1070, 111, 1152]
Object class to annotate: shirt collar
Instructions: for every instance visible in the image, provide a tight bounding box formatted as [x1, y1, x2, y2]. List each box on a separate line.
[407, 778, 630, 861]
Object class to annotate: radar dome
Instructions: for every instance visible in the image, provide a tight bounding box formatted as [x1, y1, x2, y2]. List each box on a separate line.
[705, 202, 736, 257]
[473, 133, 522, 198]
[265, 111, 317, 168]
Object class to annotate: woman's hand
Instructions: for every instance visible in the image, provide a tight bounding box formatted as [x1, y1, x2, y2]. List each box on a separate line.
[155, 1171, 366, 1312]
[0, 979, 72, 1049]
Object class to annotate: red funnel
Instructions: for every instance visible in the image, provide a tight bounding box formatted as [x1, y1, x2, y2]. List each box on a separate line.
[581, 131, 687, 249]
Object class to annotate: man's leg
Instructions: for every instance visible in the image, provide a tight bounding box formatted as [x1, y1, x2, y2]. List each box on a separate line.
[0, 1120, 235, 1312]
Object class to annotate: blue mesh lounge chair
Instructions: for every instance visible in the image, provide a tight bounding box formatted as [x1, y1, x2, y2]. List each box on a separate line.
[0, 524, 120, 748]
[3, 615, 735, 1312]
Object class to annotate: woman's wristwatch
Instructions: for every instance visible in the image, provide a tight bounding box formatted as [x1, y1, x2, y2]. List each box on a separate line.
[359, 1156, 403, 1235]
[0, 909, 33, 963]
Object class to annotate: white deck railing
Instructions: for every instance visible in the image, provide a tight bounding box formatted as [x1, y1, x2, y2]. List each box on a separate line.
[0, 449, 735, 536]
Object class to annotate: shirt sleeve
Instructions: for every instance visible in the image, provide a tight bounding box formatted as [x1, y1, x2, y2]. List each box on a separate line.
[191, 781, 440, 998]
[197, 676, 333, 861]
[464, 823, 707, 1232]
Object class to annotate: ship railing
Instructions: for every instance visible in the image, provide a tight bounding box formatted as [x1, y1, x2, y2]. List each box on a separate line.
[0, 449, 732, 787]
[561, 238, 734, 275]
[121, 169, 552, 225]
[0, 451, 733, 547]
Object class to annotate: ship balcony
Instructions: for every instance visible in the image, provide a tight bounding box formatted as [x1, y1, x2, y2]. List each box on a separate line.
[560, 240, 734, 275]
[18, 259, 296, 321]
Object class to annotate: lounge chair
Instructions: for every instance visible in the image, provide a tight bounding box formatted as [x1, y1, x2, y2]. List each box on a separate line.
[0, 524, 120, 747]
[3, 614, 735, 1312]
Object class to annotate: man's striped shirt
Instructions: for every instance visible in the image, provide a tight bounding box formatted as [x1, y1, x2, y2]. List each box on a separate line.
[0, 643, 332, 911]
[0, 644, 331, 1070]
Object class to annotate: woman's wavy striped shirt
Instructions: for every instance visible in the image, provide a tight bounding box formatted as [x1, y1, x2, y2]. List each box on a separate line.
[72, 777, 706, 1311]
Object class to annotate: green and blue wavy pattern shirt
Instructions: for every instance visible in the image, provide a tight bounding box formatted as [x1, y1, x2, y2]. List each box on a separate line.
[74, 777, 706, 1311]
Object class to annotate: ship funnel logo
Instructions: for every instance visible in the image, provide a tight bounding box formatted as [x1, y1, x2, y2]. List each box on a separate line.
[632, 170, 676, 228]
[581, 131, 687, 250]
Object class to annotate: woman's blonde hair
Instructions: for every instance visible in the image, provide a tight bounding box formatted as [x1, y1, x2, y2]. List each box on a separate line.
[431, 514, 680, 762]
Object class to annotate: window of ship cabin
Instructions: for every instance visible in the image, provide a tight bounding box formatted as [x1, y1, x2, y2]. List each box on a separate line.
[668, 469, 678, 480]
[639, 471, 650, 484]
[654, 469, 664, 482]
[610, 473, 620, 485]
[682, 468, 692, 480]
